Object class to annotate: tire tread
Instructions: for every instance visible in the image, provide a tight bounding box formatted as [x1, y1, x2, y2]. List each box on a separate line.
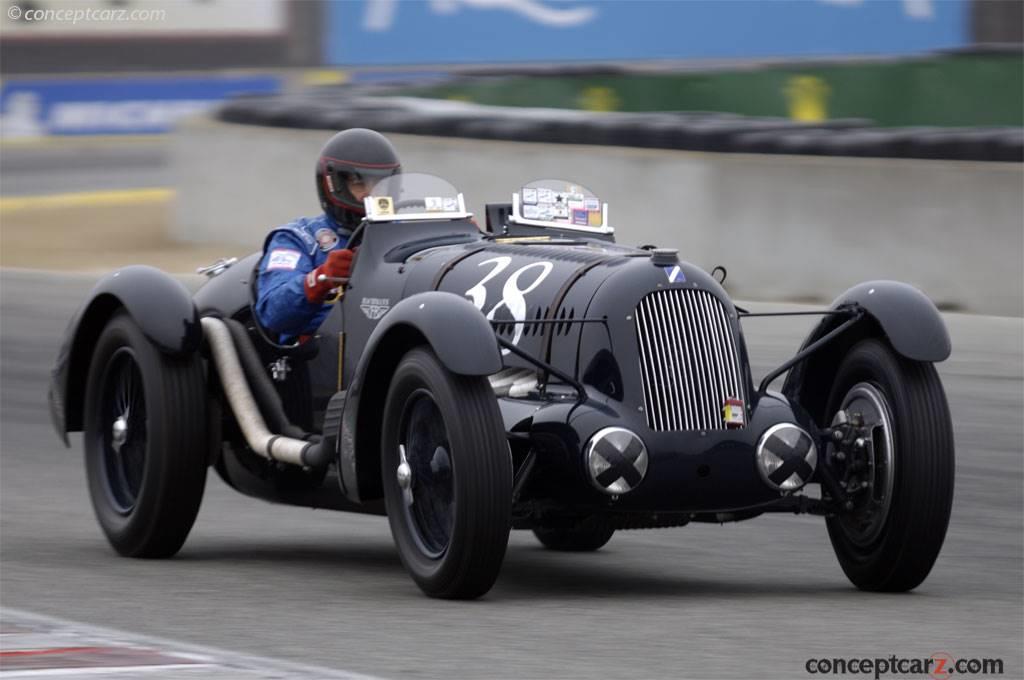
[84, 312, 207, 558]
[382, 347, 511, 599]
[825, 339, 954, 592]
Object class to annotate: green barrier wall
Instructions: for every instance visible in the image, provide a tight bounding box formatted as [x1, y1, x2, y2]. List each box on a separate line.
[404, 54, 1023, 127]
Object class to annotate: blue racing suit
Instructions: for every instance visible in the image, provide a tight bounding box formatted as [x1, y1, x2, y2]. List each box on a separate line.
[254, 213, 351, 341]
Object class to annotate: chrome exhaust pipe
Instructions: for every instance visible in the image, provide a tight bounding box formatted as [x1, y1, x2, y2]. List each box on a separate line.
[200, 316, 330, 468]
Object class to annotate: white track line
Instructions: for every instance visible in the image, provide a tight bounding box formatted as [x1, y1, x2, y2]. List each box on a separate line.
[0, 665, 217, 678]
[1, 608, 384, 680]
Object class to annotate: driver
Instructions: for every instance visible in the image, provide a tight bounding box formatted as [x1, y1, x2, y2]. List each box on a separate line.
[254, 128, 401, 340]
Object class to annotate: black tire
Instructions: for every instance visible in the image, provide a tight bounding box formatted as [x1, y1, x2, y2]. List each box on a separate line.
[533, 525, 615, 552]
[381, 347, 511, 599]
[824, 339, 954, 592]
[83, 311, 208, 558]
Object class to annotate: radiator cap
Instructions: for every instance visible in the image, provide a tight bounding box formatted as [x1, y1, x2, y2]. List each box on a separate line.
[651, 248, 678, 266]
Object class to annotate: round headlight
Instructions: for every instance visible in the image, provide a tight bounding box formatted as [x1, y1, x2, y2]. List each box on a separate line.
[756, 423, 817, 492]
[585, 427, 648, 495]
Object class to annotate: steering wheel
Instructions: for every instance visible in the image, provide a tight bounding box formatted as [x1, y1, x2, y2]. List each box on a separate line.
[346, 221, 367, 250]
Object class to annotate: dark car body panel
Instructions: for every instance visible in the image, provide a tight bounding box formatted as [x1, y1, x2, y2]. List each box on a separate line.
[193, 252, 262, 319]
[48, 265, 200, 442]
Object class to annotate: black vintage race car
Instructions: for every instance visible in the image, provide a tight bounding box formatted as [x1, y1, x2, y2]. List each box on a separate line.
[48, 175, 954, 599]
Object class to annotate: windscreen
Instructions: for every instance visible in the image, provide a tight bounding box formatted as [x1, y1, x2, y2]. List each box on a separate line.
[510, 179, 610, 232]
[364, 172, 467, 220]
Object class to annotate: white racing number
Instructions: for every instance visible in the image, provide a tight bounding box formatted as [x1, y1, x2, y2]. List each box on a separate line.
[465, 256, 511, 309]
[465, 257, 554, 353]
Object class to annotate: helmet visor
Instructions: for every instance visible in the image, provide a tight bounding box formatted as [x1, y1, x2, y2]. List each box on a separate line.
[322, 162, 400, 213]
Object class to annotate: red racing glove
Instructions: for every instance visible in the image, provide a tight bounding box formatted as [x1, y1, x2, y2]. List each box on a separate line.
[304, 248, 354, 303]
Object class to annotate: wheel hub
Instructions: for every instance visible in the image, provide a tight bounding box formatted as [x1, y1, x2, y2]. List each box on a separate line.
[98, 347, 146, 515]
[829, 382, 896, 546]
[111, 415, 129, 453]
[396, 444, 413, 507]
[396, 462, 412, 489]
[398, 391, 455, 559]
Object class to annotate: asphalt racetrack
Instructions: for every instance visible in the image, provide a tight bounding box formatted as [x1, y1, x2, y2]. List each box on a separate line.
[1, 268, 1021, 679]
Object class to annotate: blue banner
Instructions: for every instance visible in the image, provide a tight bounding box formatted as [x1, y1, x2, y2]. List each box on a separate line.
[0, 75, 281, 137]
[325, 0, 968, 66]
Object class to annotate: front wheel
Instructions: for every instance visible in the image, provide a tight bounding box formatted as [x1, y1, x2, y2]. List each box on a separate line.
[824, 339, 954, 592]
[381, 347, 512, 599]
[83, 311, 208, 557]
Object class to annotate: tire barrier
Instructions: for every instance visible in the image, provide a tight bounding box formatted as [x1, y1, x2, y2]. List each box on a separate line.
[392, 50, 1022, 129]
[216, 93, 1021, 162]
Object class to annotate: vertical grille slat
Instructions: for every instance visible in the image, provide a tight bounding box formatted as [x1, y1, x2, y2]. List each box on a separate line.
[677, 291, 701, 429]
[634, 289, 747, 432]
[665, 290, 694, 430]
[675, 289, 702, 429]
[679, 291, 704, 429]
[634, 300, 659, 431]
[644, 296, 668, 431]
[655, 292, 682, 430]
[709, 291, 741, 402]
[699, 291, 729, 421]
[682, 290, 712, 429]
[644, 296, 667, 432]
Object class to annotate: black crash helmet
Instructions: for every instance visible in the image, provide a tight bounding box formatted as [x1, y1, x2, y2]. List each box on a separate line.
[315, 128, 402, 228]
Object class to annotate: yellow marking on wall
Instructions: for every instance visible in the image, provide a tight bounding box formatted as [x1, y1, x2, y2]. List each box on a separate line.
[784, 75, 830, 122]
[578, 86, 620, 112]
[0, 188, 174, 212]
[0, 134, 165, 148]
[301, 69, 350, 87]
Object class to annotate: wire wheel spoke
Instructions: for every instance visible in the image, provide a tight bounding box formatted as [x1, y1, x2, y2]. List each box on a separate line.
[400, 391, 455, 558]
[99, 348, 147, 514]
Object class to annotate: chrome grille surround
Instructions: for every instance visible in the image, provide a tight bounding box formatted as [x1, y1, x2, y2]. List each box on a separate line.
[634, 289, 747, 432]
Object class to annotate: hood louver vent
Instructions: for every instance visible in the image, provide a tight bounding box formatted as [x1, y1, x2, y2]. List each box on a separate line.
[493, 307, 576, 338]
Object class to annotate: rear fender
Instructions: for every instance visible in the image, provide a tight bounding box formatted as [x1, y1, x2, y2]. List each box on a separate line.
[49, 266, 200, 443]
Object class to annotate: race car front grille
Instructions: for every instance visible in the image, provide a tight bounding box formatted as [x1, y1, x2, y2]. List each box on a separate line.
[634, 289, 747, 432]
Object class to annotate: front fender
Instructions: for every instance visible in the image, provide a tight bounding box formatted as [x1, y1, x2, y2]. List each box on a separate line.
[831, 280, 950, 362]
[49, 266, 200, 443]
[782, 279, 950, 425]
[338, 291, 502, 502]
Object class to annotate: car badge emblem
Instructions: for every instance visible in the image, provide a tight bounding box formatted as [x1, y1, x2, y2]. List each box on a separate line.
[663, 265, 685, 283]
[360, 297, 390, 320]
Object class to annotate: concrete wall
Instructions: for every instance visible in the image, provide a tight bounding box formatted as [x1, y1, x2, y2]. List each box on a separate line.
[171, 117, 1023, 316]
